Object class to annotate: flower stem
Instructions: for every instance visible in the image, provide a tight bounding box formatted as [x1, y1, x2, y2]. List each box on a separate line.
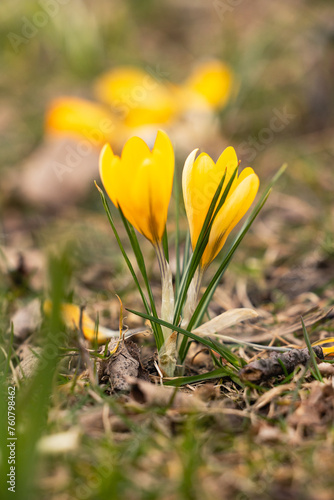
[154, 242, 176, 376]
[177, 266, 204, 370]
[181, 266, 203, 327]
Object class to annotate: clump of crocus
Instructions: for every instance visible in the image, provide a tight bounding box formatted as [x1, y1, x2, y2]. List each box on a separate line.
[45, 61, 234, 150]
[97, 129, 281, 377]
[94, 66, 177, 128]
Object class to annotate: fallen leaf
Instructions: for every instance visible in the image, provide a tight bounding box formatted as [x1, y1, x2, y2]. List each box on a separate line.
[97, 340, 149, 391]
[37, 428, 80, 454]
[194, 308, 258, 336]
[8, 138, 99, 209]
[11, 298, 42, 340]
[14, 345, 43, 380]
[128, 378, 205, 410]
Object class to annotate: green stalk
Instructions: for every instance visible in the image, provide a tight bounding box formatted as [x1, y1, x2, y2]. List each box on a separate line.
[96, 183, 163, 349]
[173, 166, 238, 325]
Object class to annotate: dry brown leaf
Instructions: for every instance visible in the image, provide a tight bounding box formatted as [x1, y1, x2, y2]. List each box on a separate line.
[11, 298, 42, 340]
[288, 380, 334, 431]
[318, 362, 334, 377]
[194, 308, 258, 336]
[128, 378, 205, 411]
[252, 383, 295, 411]
[97, 340, 149, 391]
[78, 406, 130, 436]
[8, 138, 99, 209]
[14, 345, 43, 380]
[37, 429, 80, 455]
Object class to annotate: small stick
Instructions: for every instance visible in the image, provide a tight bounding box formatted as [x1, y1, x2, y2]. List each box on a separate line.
[239, 346, 324, 383]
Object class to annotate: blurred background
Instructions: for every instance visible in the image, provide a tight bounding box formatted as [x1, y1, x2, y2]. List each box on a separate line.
[1, 0, 334, 321]
[1, 2, 334, 499]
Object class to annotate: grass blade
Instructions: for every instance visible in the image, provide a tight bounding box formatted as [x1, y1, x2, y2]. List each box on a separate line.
[162, 226, 169, 263]
[188, 164, 287, 332]
[301, 316, 323, 382]
[127, 307, 241, 369]
[163, 368, 236, 386]
[95, 183, 163, 349]
[118, 207, 164, 349]
[174, 166, 238, 324]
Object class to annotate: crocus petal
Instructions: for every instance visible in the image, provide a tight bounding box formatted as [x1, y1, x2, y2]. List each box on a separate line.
[202, 172, 259, 267]
[99, 130, 175, 244]
[182, 146, 260, 269]
[45, 96, 120, 145]
[99, 143, 122, 207]
[94, 67, 176, 127]
[183, 151, 217, 249]
[182, 60, 234, 109]
[121, 136, 152, 172]
[43, 301, 118, 344]
[182, 147, 239, 250]
[215, 146, 239, 193]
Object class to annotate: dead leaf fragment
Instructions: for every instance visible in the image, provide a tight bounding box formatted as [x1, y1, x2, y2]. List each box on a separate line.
[14, 345, 43, 380]
[9, 138, 99, 209]
[11, 299, 42, 340]
[194, 308, 258, 336]
[97, 340, 148, 391]
[128, 378, 205, 411]
[37, 429, 80, 455]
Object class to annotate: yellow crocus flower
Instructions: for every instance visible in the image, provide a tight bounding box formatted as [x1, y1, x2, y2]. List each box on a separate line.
[182, 146, 259, 269]
[94, 67, 177, 128]
[43, 300, 116, 343]
[45, 96, 123, 146]
[100, 130, 175, 372]
[99, 129, 174, 244]
[181, 60, 234, 110]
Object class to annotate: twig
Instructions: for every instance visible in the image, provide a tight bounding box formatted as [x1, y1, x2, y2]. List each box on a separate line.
[239, 346, 324, 383]
[78, 305, 98, 385]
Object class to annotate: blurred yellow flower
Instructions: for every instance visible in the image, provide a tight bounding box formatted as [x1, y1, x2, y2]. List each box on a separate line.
[312, 337, 334, 359]
[181, 60, 234, 110]
[99, 130, 174, 244]
[182, 147, 259, 269]
[45, 96, 122, 146]
[94, 67, 177, 128]
[43, 300, 114, 343]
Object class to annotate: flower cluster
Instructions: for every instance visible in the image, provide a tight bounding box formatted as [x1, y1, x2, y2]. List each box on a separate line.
[45, 61, 234, 148]
[99, 130, 259, 376]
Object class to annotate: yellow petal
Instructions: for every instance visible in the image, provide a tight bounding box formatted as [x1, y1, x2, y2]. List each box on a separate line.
[100, 130, 175, 243]
[182, 146, 260, 268]
[43, 300, 115, 344]
[99, 143, 122, 207]
[45, 96, 120, 145]
[181, 60, 234, 109]
[182, 147, 238, 251]
[202, 172, 259, 266]
[151, 130, 175, 214]
[94, 67, 176, 127]
[215, 146, 239, 193]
